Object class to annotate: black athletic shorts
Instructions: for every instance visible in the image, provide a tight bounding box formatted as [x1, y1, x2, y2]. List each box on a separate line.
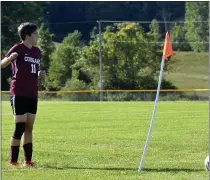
[10, 95, 38, 115]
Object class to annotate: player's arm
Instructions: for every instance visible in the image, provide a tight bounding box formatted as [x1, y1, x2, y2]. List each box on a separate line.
[37, 48, 46, 78]
[1, 52, 18, 68]
[37, 70, 46, 89]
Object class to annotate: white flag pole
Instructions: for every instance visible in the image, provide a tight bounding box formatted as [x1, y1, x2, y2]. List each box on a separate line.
[138, 56, 165, 172]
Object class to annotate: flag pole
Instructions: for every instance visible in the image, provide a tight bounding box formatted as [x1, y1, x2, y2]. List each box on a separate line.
[138, 32, 172, 172]
[138, 56, 165, 172]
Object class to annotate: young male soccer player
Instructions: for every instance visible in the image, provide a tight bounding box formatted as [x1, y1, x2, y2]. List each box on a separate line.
[1, 22, 45, 167]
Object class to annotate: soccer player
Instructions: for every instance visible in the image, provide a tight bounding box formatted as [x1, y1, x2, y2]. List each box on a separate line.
[1, 22, 45, 167]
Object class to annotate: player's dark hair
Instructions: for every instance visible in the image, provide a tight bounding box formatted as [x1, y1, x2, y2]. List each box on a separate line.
[18, 22, 37, 41]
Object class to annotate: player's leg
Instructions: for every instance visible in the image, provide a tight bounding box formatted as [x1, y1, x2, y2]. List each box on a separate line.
[10, 95, 27, 166]
[23, 96, 38, 166]
[23, 113, 35, 166]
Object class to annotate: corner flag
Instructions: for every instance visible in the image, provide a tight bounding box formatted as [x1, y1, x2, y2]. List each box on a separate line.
[163, 32, 173, 60]
[138, 32, 173, 172]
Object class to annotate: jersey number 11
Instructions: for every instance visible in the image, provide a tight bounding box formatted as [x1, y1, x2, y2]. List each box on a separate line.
[31, 64, 36, 74]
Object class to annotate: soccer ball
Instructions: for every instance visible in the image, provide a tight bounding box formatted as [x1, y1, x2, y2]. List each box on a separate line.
[205, 155, 209, 171]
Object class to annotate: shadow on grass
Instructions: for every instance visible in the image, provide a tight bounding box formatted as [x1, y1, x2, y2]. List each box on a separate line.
[143, 168, 204, 172]
[43, 165, 205, 172]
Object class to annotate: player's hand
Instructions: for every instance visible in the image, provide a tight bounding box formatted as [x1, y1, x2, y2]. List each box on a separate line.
[9, 52, 18, 62]
[38, 70, 46, 77]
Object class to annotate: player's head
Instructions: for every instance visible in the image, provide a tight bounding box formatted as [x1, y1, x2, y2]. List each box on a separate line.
[18, 22, 38, 45]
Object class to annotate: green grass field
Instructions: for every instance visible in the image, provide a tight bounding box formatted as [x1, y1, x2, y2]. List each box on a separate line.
[2, 101, 209, 180]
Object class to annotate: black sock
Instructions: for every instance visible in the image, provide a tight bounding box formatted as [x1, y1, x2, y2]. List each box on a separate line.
[10, 146, 20, 163]
[23, 143, 33, 162]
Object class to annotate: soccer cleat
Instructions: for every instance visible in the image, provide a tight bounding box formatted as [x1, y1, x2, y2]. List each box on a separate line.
[9, 162, 19, 167]
[23, 161, 35, 167]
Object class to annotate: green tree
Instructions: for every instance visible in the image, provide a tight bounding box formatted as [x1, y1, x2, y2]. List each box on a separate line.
[46, 31, 84, 90]
[170, 24, 191, 51]
[37, 24, 55, 70]
[82, 23, 168, 90]
[149, 19, 160, 42]
[185, 2, 208, 52]
[1, 2, 46, 50]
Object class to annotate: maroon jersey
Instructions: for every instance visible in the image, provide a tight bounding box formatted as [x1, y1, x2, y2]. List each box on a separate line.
[5, 43, 41, 97]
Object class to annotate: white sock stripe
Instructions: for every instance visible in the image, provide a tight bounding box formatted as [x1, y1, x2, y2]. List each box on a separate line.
[12, 96, 16, 115]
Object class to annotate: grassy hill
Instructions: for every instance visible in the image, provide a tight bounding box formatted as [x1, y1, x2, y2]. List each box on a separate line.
[164, 51, 208, 89]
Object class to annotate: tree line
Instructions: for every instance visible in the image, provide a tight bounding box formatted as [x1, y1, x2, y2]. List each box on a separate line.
[1, 2, 208, 92]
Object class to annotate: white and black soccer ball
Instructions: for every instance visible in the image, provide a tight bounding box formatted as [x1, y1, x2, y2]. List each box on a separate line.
[205, 155, 209, 171]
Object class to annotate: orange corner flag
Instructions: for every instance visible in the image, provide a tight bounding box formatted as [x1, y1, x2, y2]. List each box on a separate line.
[163, 32, 173, 60]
